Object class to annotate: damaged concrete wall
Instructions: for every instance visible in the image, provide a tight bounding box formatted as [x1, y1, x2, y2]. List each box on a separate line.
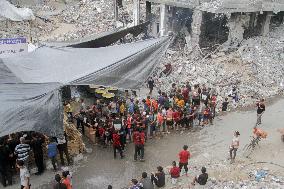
[190, 9, 203, 48]
[225, 13, 250, 47]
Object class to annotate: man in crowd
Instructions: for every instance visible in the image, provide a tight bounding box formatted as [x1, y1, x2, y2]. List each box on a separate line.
[0, 138, 12, 187]
[57, 134, 71, 166]
[178, 145, 190, 176]
[30, 133, 45, 175]
[112, 130, 124, 159]
[133, 128, 145, 162]
[15, 137, 30, 168]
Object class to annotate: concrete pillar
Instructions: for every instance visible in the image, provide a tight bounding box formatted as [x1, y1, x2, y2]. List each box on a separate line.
[114, 0, 119, 22]
[146, 1, 151, 21]
[133, 0, 140, 26]
[160, 4, 168, 36]
[151, 20, 159, 37]
[191, 9, 203, 48]
[260, 12, 273, 36]
[225, 13, 250, 47]
[249, 13, 257, 29]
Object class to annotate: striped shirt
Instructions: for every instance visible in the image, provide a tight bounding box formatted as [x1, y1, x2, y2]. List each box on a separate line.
[15, 143, 30, 161]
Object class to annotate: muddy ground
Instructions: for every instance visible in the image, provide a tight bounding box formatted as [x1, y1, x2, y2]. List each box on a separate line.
[5, 97, 284, 189]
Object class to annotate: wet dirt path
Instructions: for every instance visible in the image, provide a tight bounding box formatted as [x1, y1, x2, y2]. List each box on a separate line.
[71, 98, 284, 189]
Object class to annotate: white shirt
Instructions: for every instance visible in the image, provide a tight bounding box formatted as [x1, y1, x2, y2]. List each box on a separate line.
[20, 167, 30, 187]
[232, 136, 240, 148]
[57, 136, 66, 145]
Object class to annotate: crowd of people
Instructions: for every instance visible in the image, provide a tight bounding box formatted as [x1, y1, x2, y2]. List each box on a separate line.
[122, 145, 208, 189]
[62, 82, 220, 188]
[0, 131, 72, 188]
[68, 82, 221, 161]
[0, 79, 266, 189]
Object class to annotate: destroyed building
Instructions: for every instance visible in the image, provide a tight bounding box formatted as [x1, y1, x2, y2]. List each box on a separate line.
[135, 0, 284, 48]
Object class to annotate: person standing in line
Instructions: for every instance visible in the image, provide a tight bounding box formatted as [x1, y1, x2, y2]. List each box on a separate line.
[112, 130, 124, 159]
[57, 134, 71, 166]
[30, 133, 45, 175]
[47, 138, 58, 171]
[0, 138, 13, 187]
[229, 131, 240, 163]
[178, 145, 191, 176]
[17, 160, 30, 189]
[133, 128, 145, 162]
[147, 77, 155, 95]
[256, 99, 265, 126]
[15, 137, 30, 168]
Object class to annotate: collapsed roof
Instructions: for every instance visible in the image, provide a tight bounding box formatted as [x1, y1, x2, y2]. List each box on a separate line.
[0, 37, 171, 137]
[148, 0, 284, 13]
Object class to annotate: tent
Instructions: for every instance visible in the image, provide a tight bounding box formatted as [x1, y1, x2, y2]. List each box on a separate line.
[0, 37, 171, 137]
[45, 21, 150, 48]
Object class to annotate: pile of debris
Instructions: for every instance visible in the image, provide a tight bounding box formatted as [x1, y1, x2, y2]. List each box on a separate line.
[155, 25, 284, 110]
[64, 116, 86, 155]
[162, 160, 284, 189]
[0, 0, 139, 42]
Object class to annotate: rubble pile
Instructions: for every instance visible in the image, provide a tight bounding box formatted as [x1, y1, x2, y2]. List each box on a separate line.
[155, 25, 284, 110]
[52, 0, 116, 41]
[0, 0, 141, 42]
[163, 160, 284, 189]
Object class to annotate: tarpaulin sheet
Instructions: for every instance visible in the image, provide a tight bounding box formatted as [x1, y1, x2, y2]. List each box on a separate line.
[0, 37, 171, 137]
[2, 37, 171, 88]
[0, 83, 62, 137]
[45, 22, 150, 48]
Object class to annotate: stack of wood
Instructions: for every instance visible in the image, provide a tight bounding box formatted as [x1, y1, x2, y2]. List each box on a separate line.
[64, 116, 86, 156]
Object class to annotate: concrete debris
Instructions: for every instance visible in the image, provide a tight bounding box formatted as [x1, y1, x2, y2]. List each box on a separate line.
[154, 25, 284, 111]
[0, 0, 146, 42]
[164, 160, 284, 189]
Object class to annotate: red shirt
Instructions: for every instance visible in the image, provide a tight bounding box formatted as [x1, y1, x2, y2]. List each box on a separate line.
[62, 178, 72, 189]
[173, 111, 181, 122]
[170, 166, 180, 178]
[179, 150, 190, 163]
[98, 127, 105, 137]
[182, 88, 189, 101]
[127, 117, 132, 129]
[112, 133, 121, 147]
[133, 132, 145, 145]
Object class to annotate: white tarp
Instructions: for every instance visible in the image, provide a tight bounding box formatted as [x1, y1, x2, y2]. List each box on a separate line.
[0, 0, 35, 21]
